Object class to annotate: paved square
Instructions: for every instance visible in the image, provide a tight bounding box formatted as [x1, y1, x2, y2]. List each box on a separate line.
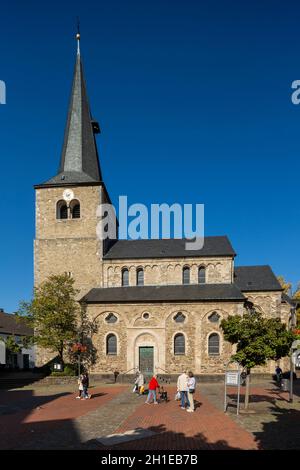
[0, 379, 299, 450]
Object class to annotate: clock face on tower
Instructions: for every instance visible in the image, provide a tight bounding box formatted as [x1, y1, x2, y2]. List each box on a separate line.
[63, 189, 74, 202]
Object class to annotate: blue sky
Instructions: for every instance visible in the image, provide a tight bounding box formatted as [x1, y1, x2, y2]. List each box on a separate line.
[0, 0, 299, 312]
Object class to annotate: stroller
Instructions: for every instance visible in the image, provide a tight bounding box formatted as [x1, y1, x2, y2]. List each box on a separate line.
[159, 386, 168, 402]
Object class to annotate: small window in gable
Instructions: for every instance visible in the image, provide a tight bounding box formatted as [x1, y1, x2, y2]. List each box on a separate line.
[105, 313, 118, 324]
[208, 312, 220, 323]
[174, 312, 186, 323]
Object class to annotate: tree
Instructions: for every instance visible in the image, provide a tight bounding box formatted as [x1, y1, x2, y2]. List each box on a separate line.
[277, 276, 300, 327]
[2, 335, 21, 354]
[293, 284, 300, 327]
[277, 275, 292, 295]
[18, 274, 79, 365]
[221, 310, 294, 409]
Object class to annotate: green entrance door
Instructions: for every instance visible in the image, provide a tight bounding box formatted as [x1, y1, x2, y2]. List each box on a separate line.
[139, 347, 154, 375]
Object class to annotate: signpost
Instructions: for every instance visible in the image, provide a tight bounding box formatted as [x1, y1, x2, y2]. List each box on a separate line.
[224, 361, 241, 415]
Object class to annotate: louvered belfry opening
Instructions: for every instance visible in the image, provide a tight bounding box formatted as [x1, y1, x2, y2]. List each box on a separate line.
[57, 200, 68, 219]
[70, 200, 81, 219]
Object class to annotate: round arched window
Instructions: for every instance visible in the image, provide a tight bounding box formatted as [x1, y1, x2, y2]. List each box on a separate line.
[174, 333, 185, 355]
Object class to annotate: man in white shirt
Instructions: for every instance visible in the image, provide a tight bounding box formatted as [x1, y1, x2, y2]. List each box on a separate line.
[177, 371, 190, 409]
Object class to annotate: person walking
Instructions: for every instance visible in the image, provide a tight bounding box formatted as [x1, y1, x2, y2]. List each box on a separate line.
[76, 374, 84, 399]
[275, 365, 282, 385]
[82, 372, 91, 399]
[114, 370, 119, 383]
[187, 371, 196, 412]
[145, 374, 160, 404]
[177, 371, 190, 409]
[135, 371, 145, 395]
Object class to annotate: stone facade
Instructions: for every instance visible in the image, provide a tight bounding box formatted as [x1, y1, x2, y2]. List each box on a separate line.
[103, 257, 233, 287]
[34, 185, 104, 297]
[84, 301, 240, 375]
[33, 44, 293, 375]
[34, 184, 291, 374]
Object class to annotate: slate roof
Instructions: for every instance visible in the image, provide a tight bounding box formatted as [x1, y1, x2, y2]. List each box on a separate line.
[35, 50, 102, 188]
[234, 265, 282, 292]
[81, 284, 245, 304]
[103, 236, 236, 260]
[0, 311, 33, 336]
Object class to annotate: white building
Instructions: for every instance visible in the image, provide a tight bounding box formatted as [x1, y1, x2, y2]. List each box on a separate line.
[0, 309, 35, 370]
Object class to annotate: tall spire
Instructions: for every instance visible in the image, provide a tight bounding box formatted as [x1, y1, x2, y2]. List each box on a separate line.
[42, 30, 102, 186]
[76, 17, 80, 55]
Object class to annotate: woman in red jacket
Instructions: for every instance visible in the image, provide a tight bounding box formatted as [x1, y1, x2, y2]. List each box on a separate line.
[145, 375, 160, 404]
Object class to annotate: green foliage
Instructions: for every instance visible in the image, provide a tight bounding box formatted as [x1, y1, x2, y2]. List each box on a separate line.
[293, 284, 300, 327]
[220, 311, 295, 370]
[3, 336, 21, 353]
[277, 275, 292, 295]
[21, 336, 34, 349]
[51, 363, 77, 376]
[17, 274, 79, 363]
[277, 276, 300, 327]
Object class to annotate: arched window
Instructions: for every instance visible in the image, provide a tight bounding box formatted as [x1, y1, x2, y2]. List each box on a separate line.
[106, 334, 117, 355]
[174, 312, 186, 323]
[208, 333, 220, 356]
[182, 267, 190, 285]
[137, 268, 144, 286]
[105, 313, 118, 324]
[57, 200, 68, 220]
[208, 312, 220, 323]
[198, 267, 206, 284]
[70, 199, 80, 219]
[174, 333, 185, 355]
[122, 268, 129, 287]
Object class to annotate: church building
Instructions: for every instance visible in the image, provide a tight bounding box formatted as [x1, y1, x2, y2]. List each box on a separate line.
[34, 36, 292, 376]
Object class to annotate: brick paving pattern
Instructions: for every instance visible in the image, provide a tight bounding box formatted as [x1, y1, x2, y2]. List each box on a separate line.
[98, 387, 258, 450]
[0, 379, 299, 450]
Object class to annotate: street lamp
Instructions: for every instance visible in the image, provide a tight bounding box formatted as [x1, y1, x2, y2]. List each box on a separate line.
[72, 342, 87, 376]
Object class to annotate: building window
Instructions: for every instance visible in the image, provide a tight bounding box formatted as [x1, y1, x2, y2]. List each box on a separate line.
[137, 268, 144, 286]
[174, 333, 185, 355]
[208, 333, 220, 356]
[57, 200, 68, 219]
[174, 312, 186, 323]
[208, 312, 220, 323]
[105, 313, 118, 324]
[106, 334, 117, 355]
[198, 267, 206, 284]
[182, 267, 190, 285]
[122, 268, 129, 287]
[70, 199, 80, 219]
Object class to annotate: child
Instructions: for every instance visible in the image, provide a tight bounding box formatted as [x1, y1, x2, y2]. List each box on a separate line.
[76, 374, 84, 399]
[159, 386, 168, 402]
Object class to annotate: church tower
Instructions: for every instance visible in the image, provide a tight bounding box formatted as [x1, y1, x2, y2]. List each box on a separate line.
[34, 33, 111, 297]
